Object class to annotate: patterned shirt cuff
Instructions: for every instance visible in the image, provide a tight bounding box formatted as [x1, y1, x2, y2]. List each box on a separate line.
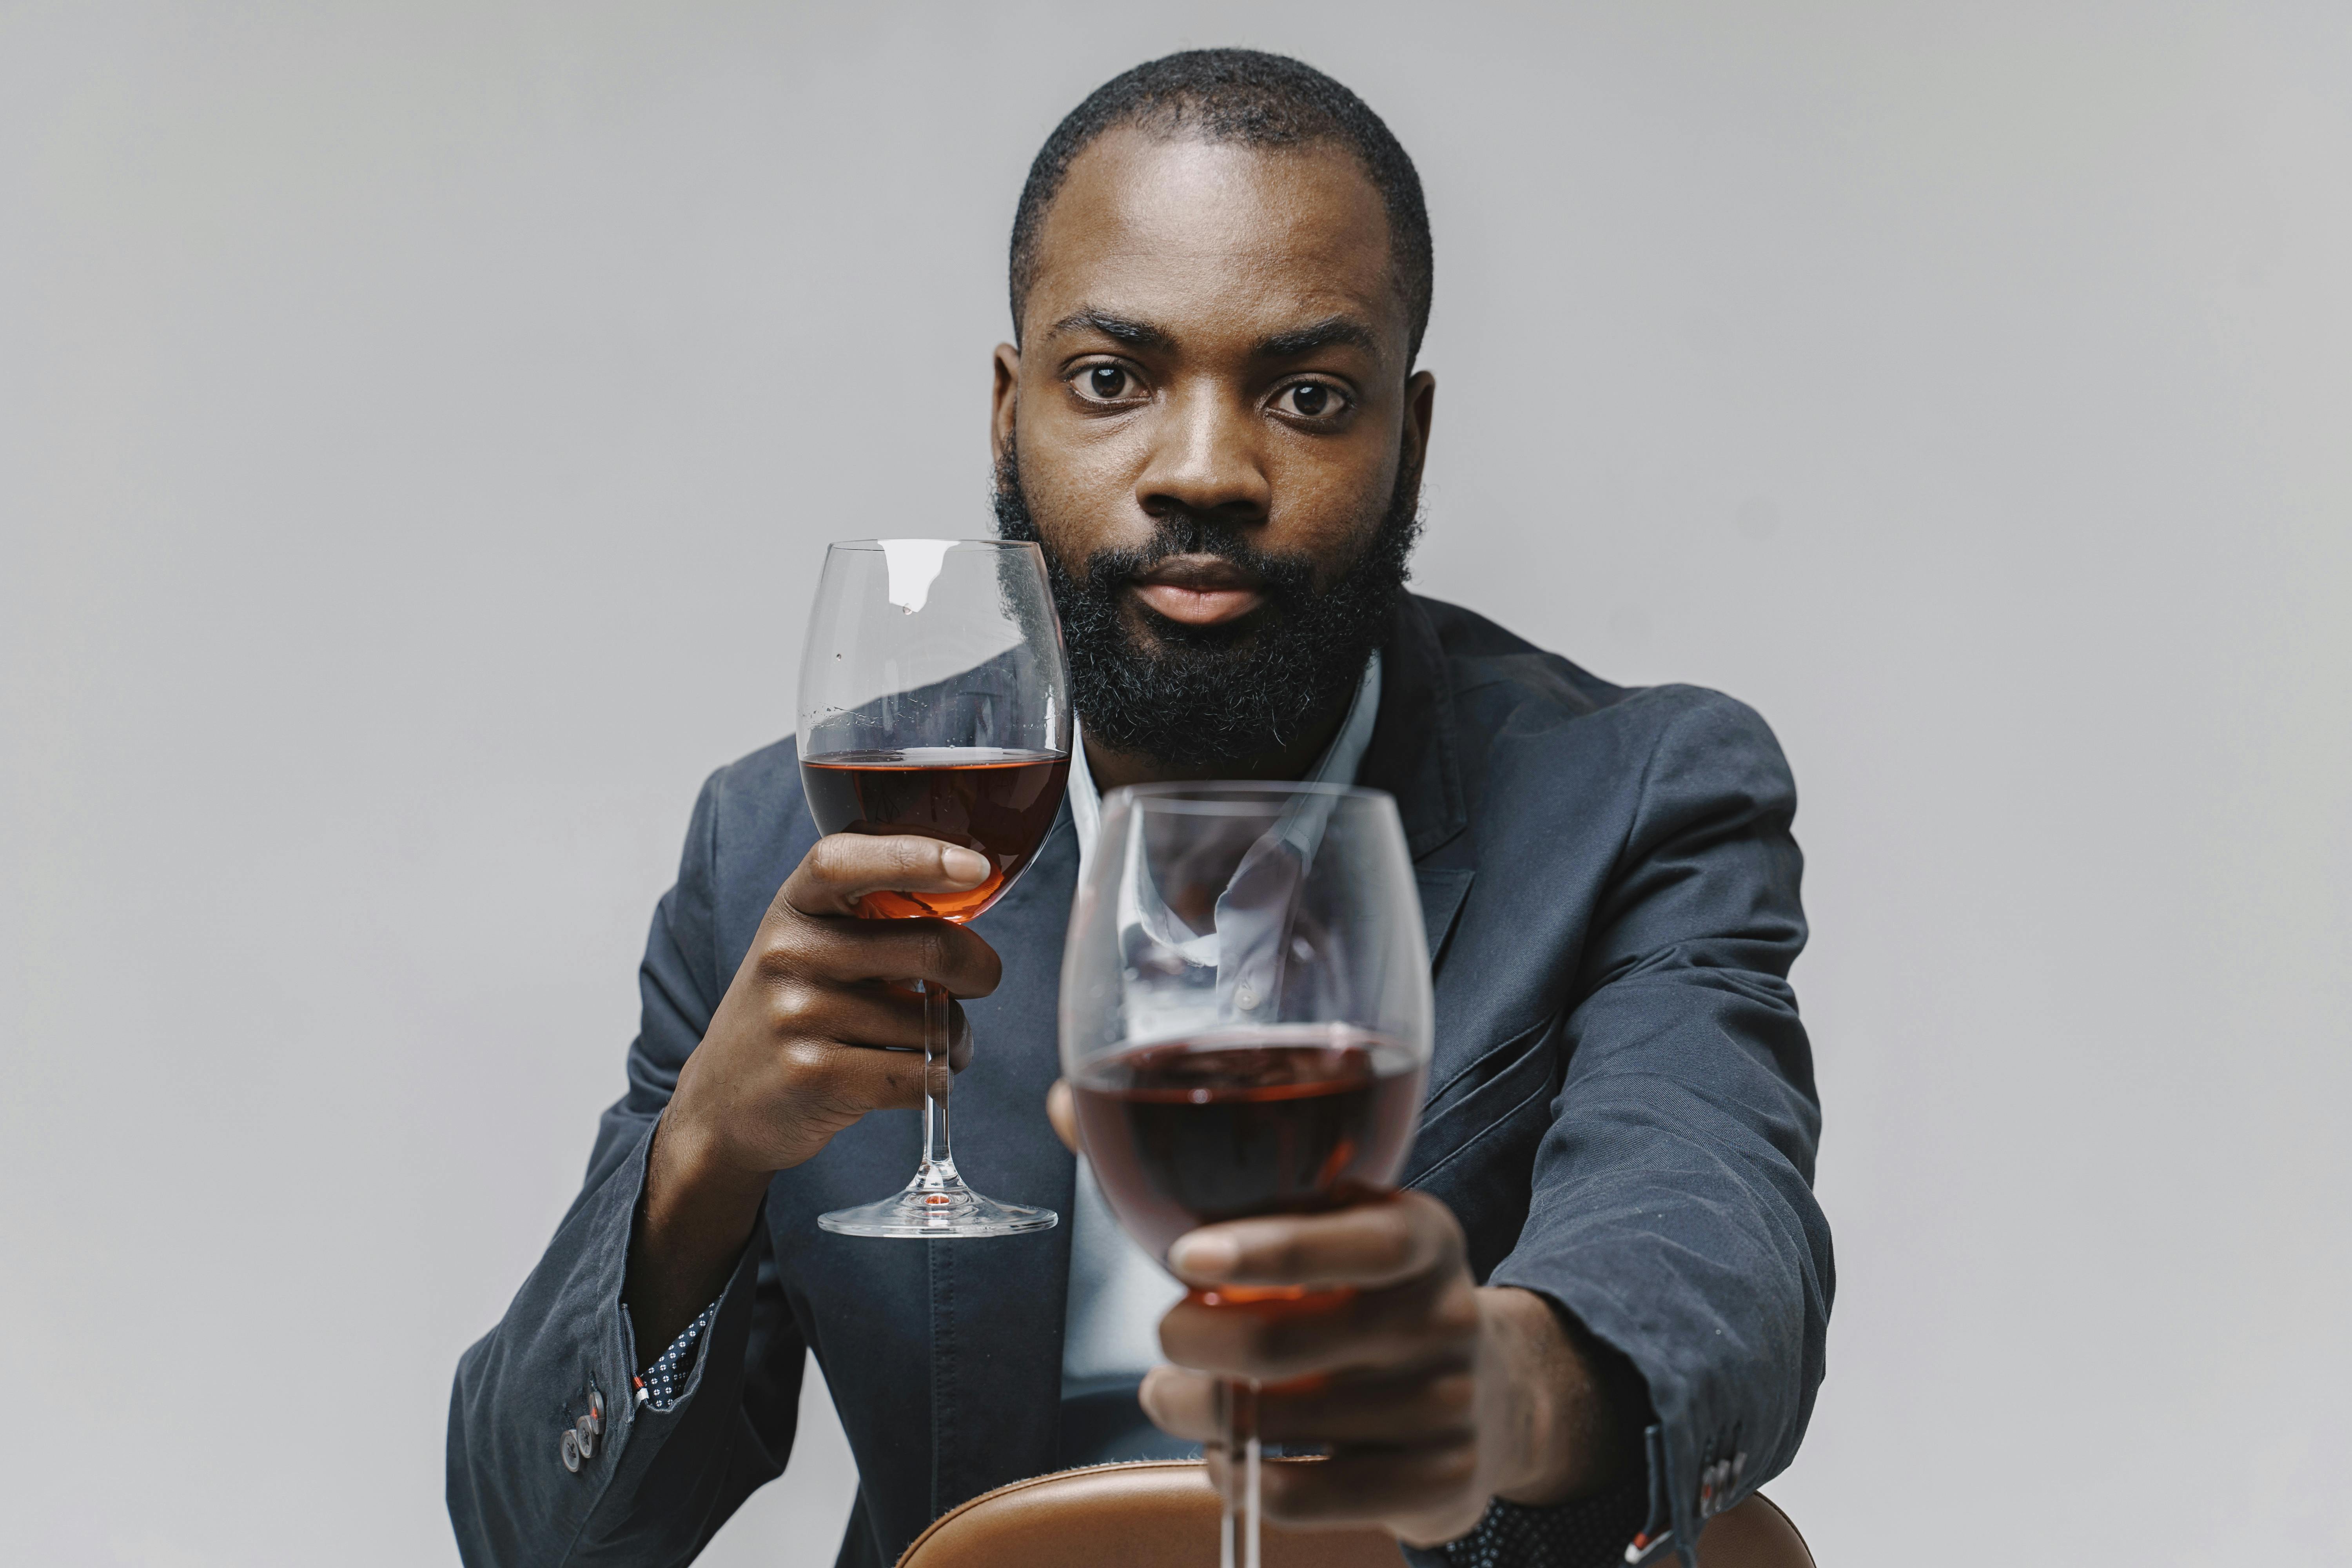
[1438, 1455, 1653, 1568]
[632, 1300, 719, 1413]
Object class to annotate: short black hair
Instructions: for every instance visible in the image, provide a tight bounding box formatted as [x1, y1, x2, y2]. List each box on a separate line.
[1009, 49, 1433, 361]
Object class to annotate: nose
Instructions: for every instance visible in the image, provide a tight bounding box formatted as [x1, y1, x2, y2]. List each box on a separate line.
[1133, 381, 1270, 527]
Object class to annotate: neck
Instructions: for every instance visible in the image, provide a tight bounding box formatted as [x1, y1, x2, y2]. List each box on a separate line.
[1082, 702, 1350, 793]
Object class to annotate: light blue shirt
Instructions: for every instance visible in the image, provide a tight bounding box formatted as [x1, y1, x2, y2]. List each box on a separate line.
[1059, 652, 1385, 1399]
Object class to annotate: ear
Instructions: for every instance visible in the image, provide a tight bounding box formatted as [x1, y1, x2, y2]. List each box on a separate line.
[1399, 368, 1437, 505]
[991, 343, 1022, 463]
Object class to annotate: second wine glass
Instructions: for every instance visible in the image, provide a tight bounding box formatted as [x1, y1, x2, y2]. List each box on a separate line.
[1059, 782, 1434, 1567]
[799, 538, 1069, 1239]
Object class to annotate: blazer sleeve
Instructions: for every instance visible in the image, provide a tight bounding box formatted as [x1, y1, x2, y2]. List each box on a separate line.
[1481, 688, 1832, 1567]
[447, 772, 808, 1567]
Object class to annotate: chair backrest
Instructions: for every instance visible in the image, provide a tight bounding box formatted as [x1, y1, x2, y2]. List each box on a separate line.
[893, 1459, 1815, 1568]
[1695, 1492, 1815, 1568]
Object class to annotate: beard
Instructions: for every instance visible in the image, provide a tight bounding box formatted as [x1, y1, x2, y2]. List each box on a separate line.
[992, 439, 1422, 769]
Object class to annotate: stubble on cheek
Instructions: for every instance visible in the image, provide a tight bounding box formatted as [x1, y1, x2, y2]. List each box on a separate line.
[1283, 447, 1406, 595]
[1000, 424, 1140, 580]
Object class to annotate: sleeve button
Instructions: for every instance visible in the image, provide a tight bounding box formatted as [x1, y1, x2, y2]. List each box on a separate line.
[561, 1427, 583, 1473]
[574, 1414, 597, 1460]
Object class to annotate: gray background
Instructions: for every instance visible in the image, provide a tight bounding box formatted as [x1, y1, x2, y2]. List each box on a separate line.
[4, 3, 2347, 1564]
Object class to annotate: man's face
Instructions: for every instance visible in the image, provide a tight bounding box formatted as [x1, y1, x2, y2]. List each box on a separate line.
[992, 128, 1437, 768]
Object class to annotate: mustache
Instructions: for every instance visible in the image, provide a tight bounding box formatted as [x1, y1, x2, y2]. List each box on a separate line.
[1080, 516, 1316, 612]
[989, 444, 1319, 633]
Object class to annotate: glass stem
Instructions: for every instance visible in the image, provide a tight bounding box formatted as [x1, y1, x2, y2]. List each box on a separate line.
[1217, 1378, 1261, 1568]
[916, 980, 957, 1187]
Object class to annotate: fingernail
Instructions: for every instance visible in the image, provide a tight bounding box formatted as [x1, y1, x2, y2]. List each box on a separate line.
[942, 846, 989, 883]
[1170, 1233, 1240, 1279]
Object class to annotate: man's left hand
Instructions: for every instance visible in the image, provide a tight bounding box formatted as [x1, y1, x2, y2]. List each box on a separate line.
[1140, 1192, 1626, 1548]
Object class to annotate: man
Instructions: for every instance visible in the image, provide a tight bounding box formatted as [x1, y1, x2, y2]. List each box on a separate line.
[450, 49, 1829, 1568]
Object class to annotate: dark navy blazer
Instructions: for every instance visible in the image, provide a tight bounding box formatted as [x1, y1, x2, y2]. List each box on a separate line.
[448, 595, 1832, 1568]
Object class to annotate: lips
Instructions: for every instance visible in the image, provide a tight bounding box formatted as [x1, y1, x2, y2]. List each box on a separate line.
[1129, 555, 1267, 627]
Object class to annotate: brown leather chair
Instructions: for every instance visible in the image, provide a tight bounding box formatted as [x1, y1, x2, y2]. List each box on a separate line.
[895, 1459, 1815, 1568]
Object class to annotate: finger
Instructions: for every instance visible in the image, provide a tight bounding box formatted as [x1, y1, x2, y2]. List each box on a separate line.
[776, 915, 1003, 997]
[1168, 1190, 1463, 1292]
[773, 981, 929, 1051]
[770, 985, 976, 1070]
[1044, 1080, 1077, 1153]
[1159, 1270, 1477, 1384]
[780, 834, 991, 918]
[1257, 1443, 1480, 1531]
[1252, 1363, 1477, 1446]
[1137, 1364, 1218, 1441]
[774, 1034, 936, 1117]
[1142, 1360, 1477, 1448]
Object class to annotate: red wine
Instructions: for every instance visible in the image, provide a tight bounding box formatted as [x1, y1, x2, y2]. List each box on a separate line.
[1071, 1027, 1423, 1261]
[800, 747, 1069, 922]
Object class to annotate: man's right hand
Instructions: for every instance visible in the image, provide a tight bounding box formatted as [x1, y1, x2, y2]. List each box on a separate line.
[623, 833, 1003, 1355]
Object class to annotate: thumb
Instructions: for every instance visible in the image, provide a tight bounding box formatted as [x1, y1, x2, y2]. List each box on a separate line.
[1045, 1079, 1078, 1154]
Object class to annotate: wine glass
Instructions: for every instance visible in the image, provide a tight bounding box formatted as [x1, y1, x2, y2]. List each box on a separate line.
[1058, 783, 1434, 1567]
[799, 539, 1070, 1238]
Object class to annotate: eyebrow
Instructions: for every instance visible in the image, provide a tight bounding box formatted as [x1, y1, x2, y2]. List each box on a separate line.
[1046, 311, 1173, 350]
[1256, 316, 1380, 358]
[1044, 309, 1383, 361]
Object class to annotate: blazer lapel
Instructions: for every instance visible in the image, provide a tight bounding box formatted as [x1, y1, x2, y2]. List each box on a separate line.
[1416, 865, 1476, 969]
[1363, 597, 1476, 976]
[1361, 601, 1503, 1152]
[1359, 597, 1468, 862]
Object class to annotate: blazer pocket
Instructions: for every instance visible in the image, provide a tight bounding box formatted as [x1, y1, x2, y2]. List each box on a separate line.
[1402, 1014, 1560, 1188]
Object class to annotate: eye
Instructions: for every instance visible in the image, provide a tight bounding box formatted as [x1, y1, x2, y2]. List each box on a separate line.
[1071, 364, 1142, 403]
[1275, 381, 1348, 420]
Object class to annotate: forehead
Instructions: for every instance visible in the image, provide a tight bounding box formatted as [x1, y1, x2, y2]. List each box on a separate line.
[1025, 128, 1405, 356]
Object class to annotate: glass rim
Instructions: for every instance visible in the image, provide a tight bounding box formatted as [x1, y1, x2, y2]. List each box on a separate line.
[1102, 780, 1396, 816]
[821, 537, 1038, 553]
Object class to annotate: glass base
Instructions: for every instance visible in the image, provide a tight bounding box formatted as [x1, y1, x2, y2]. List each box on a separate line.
[818, 1176, 1058, 1239]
